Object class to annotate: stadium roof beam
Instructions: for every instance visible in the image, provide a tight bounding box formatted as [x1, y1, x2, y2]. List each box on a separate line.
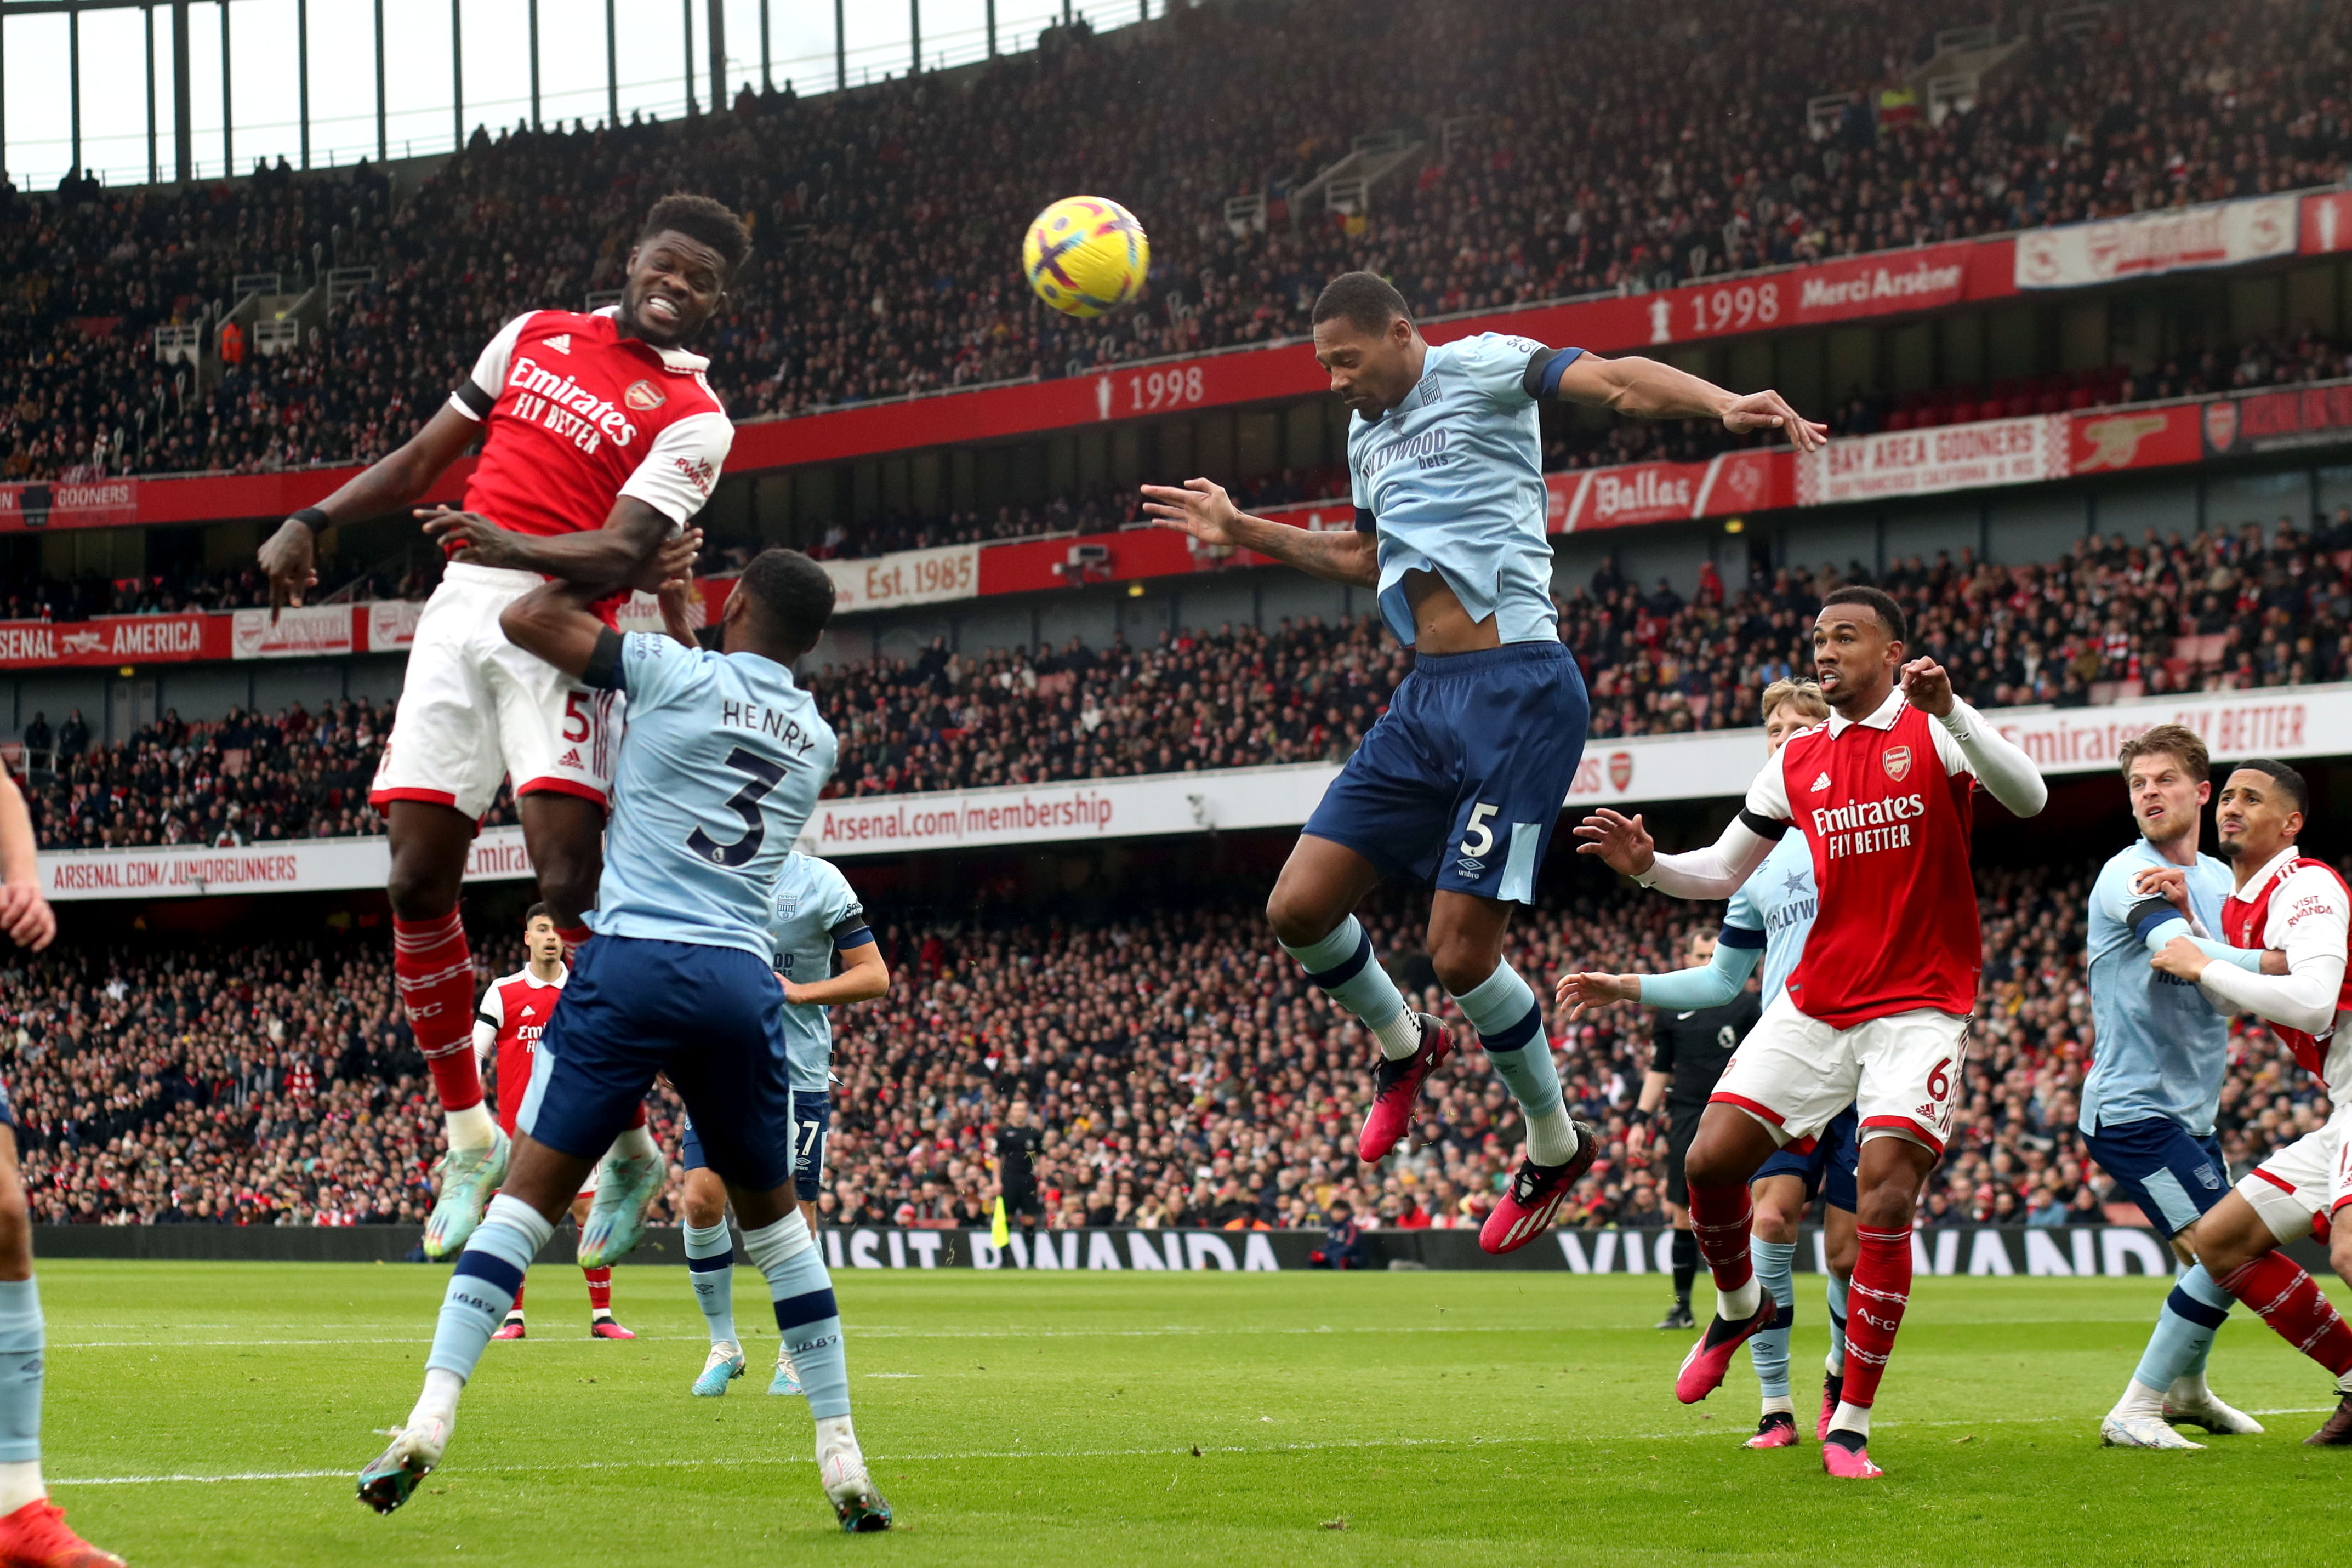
[173, 0, 190, 181]
[66, 4, 77, 173]
[143, 0, 153, 182]
[295, 0, 307, 168]
[909, 0, 919, 75]
[759, 0, 769, 92]
[604, 0, 616, 128]
[680, 0, 693, 116]
[527, 0, 539, 130]
[706, 0, 722, 113]
[374, 0, 385, 162]
[217, 0, 228, 176]
[834, 0, 843, 91]
[449, 0, 462, 153]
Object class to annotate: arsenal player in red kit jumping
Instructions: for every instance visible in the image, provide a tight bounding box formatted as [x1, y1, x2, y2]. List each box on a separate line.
[1577, 586, 2048, 1478]
[258, 194, 748, 1261]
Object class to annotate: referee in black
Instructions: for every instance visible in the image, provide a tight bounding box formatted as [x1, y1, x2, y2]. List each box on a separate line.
[1626, 929, 1759, 1329]
[990, 1098, 1049, 1239]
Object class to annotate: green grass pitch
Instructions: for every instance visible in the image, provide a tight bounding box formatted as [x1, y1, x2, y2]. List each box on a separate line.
[36, 1260, 2352, 1566]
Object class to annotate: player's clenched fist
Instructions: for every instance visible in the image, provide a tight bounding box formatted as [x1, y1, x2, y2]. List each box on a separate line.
[2150, 934, 2211, 983]
[1898, 657, 1955, 717]
[1573, 808, 1656, 877]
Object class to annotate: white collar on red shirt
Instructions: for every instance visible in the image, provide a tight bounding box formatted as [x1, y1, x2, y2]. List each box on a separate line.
[590, 305, 709, 373]
[1821, 684, 1907, 737]
[519, 963, 570, 989]
[2230, 844, 2305, 905]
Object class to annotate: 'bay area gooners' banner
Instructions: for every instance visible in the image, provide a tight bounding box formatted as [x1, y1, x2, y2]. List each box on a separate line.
[1795, 414, 2072, 506]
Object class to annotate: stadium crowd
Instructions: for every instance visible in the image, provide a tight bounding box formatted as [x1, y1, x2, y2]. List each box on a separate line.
[19, 509, 2352, 845]
[1, 0, 2347, 483]
[0, 857, 2328, 1239]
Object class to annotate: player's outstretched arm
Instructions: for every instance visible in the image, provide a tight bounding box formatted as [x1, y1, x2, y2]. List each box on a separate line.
[422, 497, 688, 597]
[1550, 353, 1829, 452]
[782, 940, 890, 1008]
[0, 772, 55, 953]
[1140, 479, 1378, 588]
[1574, 808, 1777, 899]
[258, 403, 485, 612]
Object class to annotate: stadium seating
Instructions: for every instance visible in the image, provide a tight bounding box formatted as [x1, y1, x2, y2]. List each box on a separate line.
[2, 861, 2324, 1235]
[1, 0, 2347, 485]
[22, 512, 2352, 847]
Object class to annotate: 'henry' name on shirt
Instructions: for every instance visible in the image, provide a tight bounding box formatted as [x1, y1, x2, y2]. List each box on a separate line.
[720, 699, 821, 759]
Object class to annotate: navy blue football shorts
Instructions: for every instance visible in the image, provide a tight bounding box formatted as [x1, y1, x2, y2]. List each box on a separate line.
[519, 934, 796, 1194]
[1302, 639, 1589, 904]
[682, 1092, 830, 1202]
[2084, 1116, 2229, 1236]
[1753, 1103, 1859, 1213]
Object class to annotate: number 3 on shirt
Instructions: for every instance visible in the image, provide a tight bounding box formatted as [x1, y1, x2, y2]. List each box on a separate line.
[688, 746, 787, 868]
[1459, 802, 1499, 858]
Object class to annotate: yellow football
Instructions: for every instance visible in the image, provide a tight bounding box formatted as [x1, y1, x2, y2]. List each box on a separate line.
[1022, 196, 1151, 318]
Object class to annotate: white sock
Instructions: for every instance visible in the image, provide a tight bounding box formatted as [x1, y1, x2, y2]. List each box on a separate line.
[1830, 1400, 1870, 1437]
[608, 1123, 660, 1164]
[1760, 1395, 1793, 1418]
[1525, 1105, 1579, 1167]
[816, 1413, 862, 1471]
[1825, 1347, 1843, 1376]
[446, 1103, 497, 1151]
[408, 1367, 465, 1438]
[2163, 1371, 2208, 1407]
[1373, 1006, 1423, 1062]
[2113, 1377, 2165, 1417]
[1717, 1279, 1762, 1322]
[0, 1461, 43, 1514]
[2336, 1369, 2352, 1396]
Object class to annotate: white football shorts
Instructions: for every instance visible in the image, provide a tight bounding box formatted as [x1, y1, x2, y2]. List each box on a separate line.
[369, 563, 622, 822]
[2240, 1100, 2352, 1244]
[1710, 987, 1971, 1158]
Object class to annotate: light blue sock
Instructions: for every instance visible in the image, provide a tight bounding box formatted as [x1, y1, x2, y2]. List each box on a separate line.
[425, 1194, 554, 1382]
[1749, 1239, 1796, 1401]
[743, 1215, 851, 1420]
[2132, 1263, 2232, 1394]
[0, 1279, 43, 1462]
[1451, 964, 1575, 1163]
[1825, 1270, 1849, 1375]
[685, 1221, 737, 1345]
[1281, 916, 1417, 1052]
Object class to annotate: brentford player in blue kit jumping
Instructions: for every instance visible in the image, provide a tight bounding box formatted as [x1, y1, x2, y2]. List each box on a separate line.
[1143, 271, 1826, 1252]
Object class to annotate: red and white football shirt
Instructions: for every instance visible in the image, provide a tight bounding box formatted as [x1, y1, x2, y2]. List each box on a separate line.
[1742, 688, 1981, 1029]
[2222, 846, 2352, 1092]
[448, 306, 731, 545]
[473, 965, 569, 1136]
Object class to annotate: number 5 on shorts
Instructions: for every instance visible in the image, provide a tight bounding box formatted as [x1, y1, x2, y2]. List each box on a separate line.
[1460, 802, 1499, 858]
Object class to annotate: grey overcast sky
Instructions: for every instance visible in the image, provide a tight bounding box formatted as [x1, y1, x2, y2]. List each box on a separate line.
[0, 0, 1157, 190]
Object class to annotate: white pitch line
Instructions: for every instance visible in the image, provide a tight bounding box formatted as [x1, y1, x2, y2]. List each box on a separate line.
[58, 1409, 2345, 1489]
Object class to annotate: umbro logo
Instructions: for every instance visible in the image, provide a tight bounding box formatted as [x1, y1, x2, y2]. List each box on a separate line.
[545, 333, 572, 353]
[1457, 857, 1485, 875]
[1810, 771, 1832, 792]
[558, 747, 583, 768]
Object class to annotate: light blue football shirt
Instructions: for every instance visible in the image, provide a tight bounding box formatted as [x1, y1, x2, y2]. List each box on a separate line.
[1348, 331, 1576, 648]
[767, 852, 873, 1094]
[1722, 829, 1819, 1005]
[586, 634, 838, 959]
[2081, 839, 2234, 1136]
